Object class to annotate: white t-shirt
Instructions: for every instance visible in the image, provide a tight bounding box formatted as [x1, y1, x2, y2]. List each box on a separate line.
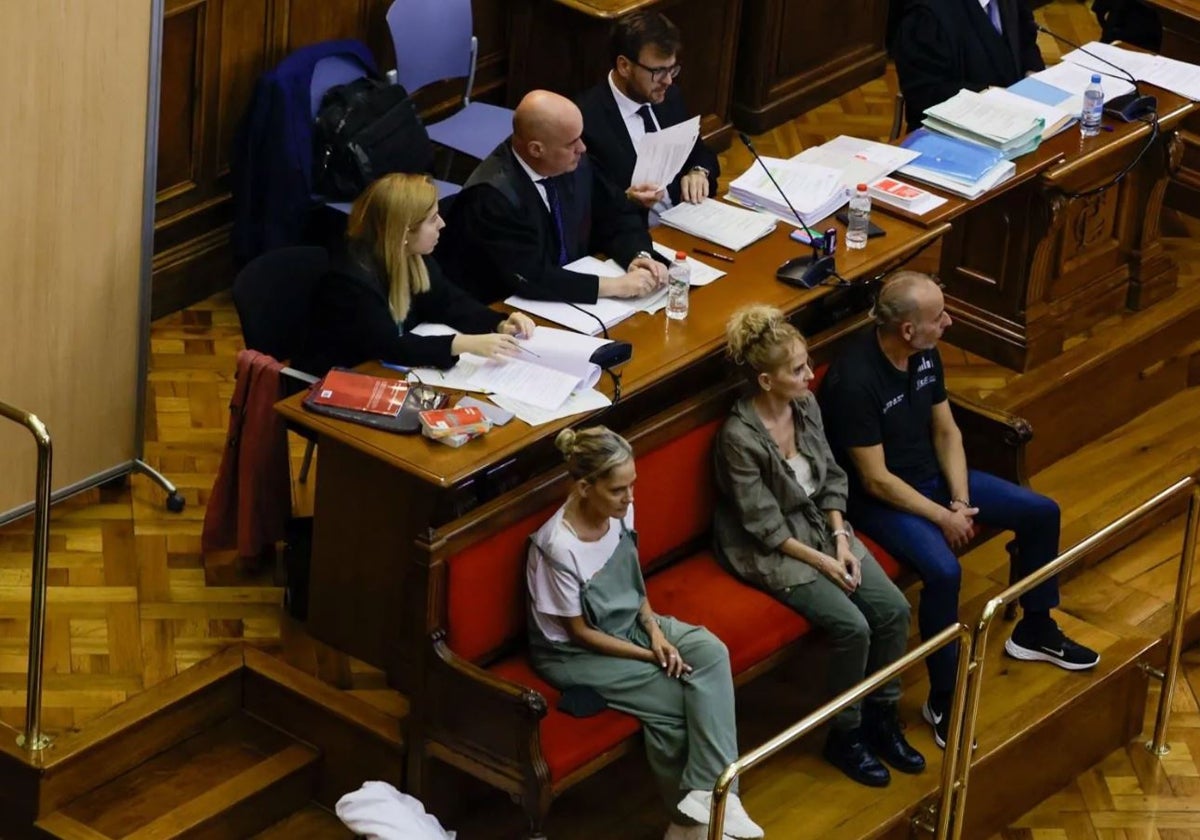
[786, 452, 819, 497]
[527, 503, 636, 643]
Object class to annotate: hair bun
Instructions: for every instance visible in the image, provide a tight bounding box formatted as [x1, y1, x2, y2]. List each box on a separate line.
[726, 304, 783, 366]
[554, 428, 578, 457]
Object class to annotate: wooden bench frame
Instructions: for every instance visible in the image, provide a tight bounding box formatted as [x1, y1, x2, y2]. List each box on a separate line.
[403, 326, 1033, 838]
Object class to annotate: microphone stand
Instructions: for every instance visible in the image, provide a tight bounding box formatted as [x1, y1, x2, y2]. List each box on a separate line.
[1035, 24, 1157, 121]
[737, 132, 836, 289]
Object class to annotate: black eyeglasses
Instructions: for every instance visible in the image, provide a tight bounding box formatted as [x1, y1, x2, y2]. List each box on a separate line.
[629, 59, 682, 83]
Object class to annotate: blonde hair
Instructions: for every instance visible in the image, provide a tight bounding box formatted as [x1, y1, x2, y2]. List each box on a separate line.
[726, 305, 805, 379]
[555, 426, 633, 482]
[346, 173, 437, 322]
[871, 270, 935, 331]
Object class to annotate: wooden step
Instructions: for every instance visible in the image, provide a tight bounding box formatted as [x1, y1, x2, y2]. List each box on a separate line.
[948, 280, 1200, 475]
[251, 803, 353, 839]
[36, 711, 319, 840]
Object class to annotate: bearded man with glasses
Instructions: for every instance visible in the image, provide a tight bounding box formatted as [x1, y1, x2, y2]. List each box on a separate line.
[576, 12, 719, 222]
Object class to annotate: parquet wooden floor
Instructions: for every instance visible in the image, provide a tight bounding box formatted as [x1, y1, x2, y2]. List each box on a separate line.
[0, 0, 1197, 834]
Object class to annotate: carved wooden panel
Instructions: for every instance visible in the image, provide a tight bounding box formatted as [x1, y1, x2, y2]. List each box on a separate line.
[733, 0, 888, 133]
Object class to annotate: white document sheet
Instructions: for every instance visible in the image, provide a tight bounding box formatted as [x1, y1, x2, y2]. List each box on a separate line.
[651, 241, 726, 286]
[792, 136, 920, 192]
[659, 199, 777, 251]
[982, 87, 1075, 137]
[504, 296, 635, 335]
[463, 354, 579, 411]
[1032, 61, 1136, 115]
[490, 388, 612, 427]
[630, 116, 701, 188]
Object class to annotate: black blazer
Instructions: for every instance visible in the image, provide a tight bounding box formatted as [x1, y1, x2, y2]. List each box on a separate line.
[576, 80, 719, 208]
[435, 143, 655, 304]
[893, 0, 1045, 129]
[293, 250, 505, 376]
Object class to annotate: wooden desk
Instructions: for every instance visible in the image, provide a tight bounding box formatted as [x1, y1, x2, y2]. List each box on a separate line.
[277, 215, 947, 692]
[1144, 0, 1200, 217]
[504, 0, 742, 149]
[876, 84, 1194, 371]
[732, 0, 891, 132]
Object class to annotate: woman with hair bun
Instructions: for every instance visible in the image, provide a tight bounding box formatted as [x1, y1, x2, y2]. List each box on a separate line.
[712, 306, 923, 789]
[527, 426, 763, 840]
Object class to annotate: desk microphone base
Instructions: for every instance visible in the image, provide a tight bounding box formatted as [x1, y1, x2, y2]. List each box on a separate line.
[777, 254, 835, 290]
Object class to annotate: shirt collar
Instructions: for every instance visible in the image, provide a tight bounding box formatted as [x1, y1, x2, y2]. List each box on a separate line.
[977, 0, 990, 11]
[607, 71, 650, 122]
[512, 145, 548, 185]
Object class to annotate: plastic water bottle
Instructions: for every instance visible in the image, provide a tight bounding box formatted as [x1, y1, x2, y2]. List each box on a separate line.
[1081, 74, 1104, 138]
[845, 183, 871, 250]
[667, 252, 690, 321]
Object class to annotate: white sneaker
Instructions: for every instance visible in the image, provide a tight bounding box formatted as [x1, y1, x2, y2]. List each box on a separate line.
[677, 790, 764, 839]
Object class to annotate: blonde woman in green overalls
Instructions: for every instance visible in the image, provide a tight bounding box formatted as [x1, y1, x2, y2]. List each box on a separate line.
[527, 427, 764, 840]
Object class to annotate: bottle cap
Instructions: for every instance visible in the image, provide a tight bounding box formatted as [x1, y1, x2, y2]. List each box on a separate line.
[856, 183, 868, 191]
[1091, 74, 1101, 83]
[675, 251, 686, 260]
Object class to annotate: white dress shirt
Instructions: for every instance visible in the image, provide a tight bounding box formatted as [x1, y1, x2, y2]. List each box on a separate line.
[606, 72, 673, 219]
[512, 146, 551, 213]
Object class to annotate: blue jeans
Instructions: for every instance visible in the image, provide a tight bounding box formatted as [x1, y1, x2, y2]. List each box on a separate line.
[849, 470, 1061, 696]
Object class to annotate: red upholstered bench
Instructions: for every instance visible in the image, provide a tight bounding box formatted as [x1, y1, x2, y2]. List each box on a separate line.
[412, 370, 908, 837]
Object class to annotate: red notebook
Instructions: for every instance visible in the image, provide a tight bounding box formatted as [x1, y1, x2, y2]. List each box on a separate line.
[310, 370, 410, 417]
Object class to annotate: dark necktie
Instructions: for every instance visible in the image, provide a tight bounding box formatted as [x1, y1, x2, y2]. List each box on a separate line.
[539, 177, 569, 266]
[986, 0, 1002, 34]
[636, 104, 657, 135]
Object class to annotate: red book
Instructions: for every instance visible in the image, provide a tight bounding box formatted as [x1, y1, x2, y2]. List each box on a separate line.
[418, 406, 491, 439]
[310, 370, 410, 417]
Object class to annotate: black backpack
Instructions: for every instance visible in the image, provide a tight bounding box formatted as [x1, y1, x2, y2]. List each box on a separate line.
[313, 76, 435, 200]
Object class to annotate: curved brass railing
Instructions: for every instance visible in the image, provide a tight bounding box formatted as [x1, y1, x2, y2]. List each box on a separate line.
[0, 401, 54, 751]
[707, 622, 974, 840]
[947, 476, 1198, 840]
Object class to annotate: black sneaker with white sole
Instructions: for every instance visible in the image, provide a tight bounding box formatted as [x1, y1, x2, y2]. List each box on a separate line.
[1004, 623, 1100, 671]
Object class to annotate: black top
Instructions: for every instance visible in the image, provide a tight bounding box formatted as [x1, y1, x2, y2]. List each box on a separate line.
[576, 80, 719, 211]
[435, 142, 655, 305]
[893, 0, 1045, 129]
[818, 330, 948, 488]
[293, 249, 505, 377]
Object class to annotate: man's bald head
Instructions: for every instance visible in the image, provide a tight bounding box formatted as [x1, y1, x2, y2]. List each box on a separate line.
[872, 270, 951, 350]
[511, 90, 586, 177]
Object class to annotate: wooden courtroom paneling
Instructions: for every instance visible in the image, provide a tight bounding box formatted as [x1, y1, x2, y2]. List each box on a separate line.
[154, 0, 513, 318]
[732, 0, 890, 133]
[0, 0, 150, 513]
[1147, 0, 1200, 218]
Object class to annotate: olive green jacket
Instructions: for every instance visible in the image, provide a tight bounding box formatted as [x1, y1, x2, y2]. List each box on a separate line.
[712, 393, 869, 592]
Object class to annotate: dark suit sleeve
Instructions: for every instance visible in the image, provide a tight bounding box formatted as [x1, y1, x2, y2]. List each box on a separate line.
[1014, 0, 1046, 74]
[660, 88, 719, 205]
[589, 166, 655, 269]
[412, 258, 507, 337]
[894, 8, 967, 126]
[457, 186, 602, 304]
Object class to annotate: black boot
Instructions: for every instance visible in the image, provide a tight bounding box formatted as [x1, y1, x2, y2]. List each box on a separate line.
[822, 726, 890, 787]
[863, 703, 926, 774]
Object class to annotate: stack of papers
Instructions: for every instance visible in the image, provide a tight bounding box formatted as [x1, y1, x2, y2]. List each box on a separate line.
[504, 249, 725, 333]
[1061, 42, 1200, 102]
[406, 324, 610, 412]
[725, 158, 847, 227]
[1021, 60, 1136, 117]
[658, 199, 776, 251]
[923, 90, 1044, 157]
[790, 136, 920, 193]
[898, 128, 1016, 199]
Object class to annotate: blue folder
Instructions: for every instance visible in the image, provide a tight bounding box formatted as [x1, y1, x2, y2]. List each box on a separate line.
[900, 129, 1007, 184]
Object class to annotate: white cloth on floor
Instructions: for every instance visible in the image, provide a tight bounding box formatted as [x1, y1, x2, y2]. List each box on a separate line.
[335, 781, 456, 840]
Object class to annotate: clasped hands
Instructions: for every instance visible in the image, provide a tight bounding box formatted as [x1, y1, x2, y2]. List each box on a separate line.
[939, 500, 979, 550]
[649, 628, 692, 678]
[818, 543, 862, 594]
[598, 254, 667, 299]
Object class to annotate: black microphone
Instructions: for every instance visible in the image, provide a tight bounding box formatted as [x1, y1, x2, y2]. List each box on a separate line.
[511, 273, 633, 369]
[737, 132, 836, 289]
[1035, 24, 1157, 121]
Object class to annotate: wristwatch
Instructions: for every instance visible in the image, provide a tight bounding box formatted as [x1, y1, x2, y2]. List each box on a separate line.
[690, 166, 710, 178]
[631, 250, 655, 268]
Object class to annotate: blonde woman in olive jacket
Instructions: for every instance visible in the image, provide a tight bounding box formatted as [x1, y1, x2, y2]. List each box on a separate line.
[712, 305, 923, 789]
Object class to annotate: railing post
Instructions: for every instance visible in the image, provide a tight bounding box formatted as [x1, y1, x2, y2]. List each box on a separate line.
[0, 403, 54, 752]
[1146, 486, 1200, 755]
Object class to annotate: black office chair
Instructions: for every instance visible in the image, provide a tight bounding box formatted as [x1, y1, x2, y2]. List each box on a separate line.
[232, 245, 329, 483]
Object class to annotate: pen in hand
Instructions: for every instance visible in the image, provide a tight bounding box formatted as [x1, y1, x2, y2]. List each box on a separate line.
[693, 248, 734, 263]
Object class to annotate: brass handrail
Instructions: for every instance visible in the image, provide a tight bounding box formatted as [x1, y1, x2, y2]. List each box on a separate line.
[947, 476, 1197, 840]
[707, 622, 974, 840]
[0, 401, 54, 751]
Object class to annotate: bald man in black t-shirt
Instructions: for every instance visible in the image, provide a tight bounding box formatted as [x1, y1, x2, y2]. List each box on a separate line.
[819, 271, 1098, 750]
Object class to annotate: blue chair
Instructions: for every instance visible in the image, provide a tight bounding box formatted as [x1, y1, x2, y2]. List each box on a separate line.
[309, 54, 459, 207]
[386, 0, 514, 163]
